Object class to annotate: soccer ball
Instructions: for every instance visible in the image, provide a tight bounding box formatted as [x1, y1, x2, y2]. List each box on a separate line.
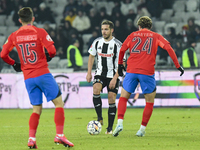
[87, 120, 102, 135]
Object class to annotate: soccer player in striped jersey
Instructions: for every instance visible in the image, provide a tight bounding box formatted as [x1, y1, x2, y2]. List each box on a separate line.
[1, 7, 74, 148]
[86, 20, 123, 134]
[113, 16, 184, 137]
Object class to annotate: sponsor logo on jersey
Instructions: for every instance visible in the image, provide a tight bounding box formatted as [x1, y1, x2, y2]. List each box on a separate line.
[98, 46, 101, 49]
[97, 52, 114, 57]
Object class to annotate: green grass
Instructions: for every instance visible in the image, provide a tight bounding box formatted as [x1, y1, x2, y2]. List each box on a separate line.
[0, 108, 200, 150]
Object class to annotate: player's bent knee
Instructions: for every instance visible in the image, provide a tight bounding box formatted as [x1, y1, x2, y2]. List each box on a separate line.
[33, 105, 42, 115]
[108, 93, 116, 104]
[52, 95, 64, 107]
[144, 91, 156, 103]
[93, 87, 101, 95]
[93, 90, 101, 95]
[120, 88, 131, 99]
[108, 98, 115, 104]
[93, 83, 102, 95]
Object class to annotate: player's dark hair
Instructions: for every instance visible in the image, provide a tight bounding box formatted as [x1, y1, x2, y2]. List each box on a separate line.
[18, 7, 33, 23]
[137, 16, 152, 29]
[101, 20, 114, 29]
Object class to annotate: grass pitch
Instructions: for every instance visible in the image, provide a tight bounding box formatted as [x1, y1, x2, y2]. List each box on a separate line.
[0, 108, 200, 150]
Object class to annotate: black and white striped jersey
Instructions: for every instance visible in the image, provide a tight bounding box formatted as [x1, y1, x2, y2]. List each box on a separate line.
[88, 36, 122, 78]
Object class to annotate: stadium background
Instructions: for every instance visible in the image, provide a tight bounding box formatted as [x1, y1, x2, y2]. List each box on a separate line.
[0, 0, 199, 108]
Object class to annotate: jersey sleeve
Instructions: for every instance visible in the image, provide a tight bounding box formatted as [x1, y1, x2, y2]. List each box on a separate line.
[118, 35, 130, 64]
[123, 51, 129, 62]
[157, 34, 170, 48]
[116, 41, 126, 62]
[157, 35, 180, 68]
[40, 28, 56, 57]
[1, 34, 15, 65]
[163, 43, 180, 68]
[88, 40, 97, 56]
[40, 28, 54, 48]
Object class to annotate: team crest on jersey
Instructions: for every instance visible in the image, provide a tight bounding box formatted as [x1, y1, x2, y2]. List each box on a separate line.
[46, 35, 53, 41]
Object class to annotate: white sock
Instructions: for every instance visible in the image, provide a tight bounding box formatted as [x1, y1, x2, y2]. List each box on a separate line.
[29, 137, 36, 141]
[117, 119, 123, 125]
[57, 134, 64, 137]
[139, 125, 146, 131]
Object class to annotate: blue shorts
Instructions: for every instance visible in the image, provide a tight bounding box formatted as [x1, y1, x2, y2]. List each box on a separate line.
[123, 73, 156, 94]
[25, 73, 61, 105]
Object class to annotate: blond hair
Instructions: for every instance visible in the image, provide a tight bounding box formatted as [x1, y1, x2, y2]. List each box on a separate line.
[101, 20, 114, 29]
[137, 16, 152, 29]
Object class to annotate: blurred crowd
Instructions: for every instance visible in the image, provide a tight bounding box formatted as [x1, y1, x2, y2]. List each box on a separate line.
[0, 0, 199, 70]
